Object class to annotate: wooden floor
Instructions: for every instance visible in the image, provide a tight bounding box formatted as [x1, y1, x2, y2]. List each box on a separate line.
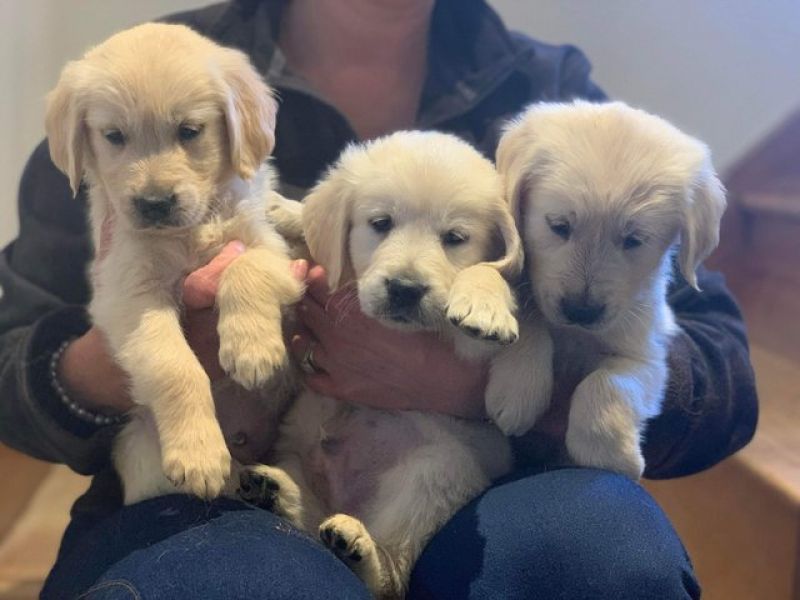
[646, 344, 800, 600]
[0, 449, 88, 600]
[646, 196, 800, 599]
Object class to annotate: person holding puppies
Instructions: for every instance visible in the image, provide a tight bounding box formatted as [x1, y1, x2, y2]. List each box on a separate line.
[0, 0, 756, 598]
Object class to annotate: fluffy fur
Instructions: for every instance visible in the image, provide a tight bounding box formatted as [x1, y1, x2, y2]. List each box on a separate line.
[496, 101, 727, 477]
[45, 23, 303, 503]
[243, 131, 543, 598]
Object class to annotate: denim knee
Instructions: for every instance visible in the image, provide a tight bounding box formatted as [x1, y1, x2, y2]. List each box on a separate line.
[44, 495, 370, 600]
[78, 580, 141, 600]
[409, 468, 700, 600]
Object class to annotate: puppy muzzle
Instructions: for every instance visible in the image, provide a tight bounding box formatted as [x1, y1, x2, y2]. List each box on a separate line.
[133, 194, 177, 222]
[384, 278, 429, 323]
[559, 294, 606, 328]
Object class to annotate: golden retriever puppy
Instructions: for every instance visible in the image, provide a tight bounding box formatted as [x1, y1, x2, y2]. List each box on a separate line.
[240, 131, 543, 598]
[45, 23, 303, 503]
[497, 101, 727, 478]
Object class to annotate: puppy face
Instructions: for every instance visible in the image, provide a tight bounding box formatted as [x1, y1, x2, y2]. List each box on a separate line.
[498, 102, 726, 331]
[303, 131, 521, 331]
[46, 23, 277, 232]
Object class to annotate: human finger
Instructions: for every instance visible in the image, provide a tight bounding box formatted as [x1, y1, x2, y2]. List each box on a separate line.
[305, 265, 331, 304]
[183, 241, 246, 309]
[290, 259, 309, 282]
[290, 333, 332, 375]
[296, 296, 338, 340]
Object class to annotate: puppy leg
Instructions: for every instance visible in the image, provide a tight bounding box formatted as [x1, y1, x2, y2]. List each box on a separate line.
[565, 357, 667, 479]
[446, 264, 519, 345]
[485, 317, 554, 436]
[353, 428, 511, 598]
[114, 408, 180, 504]
[265, 191, 305, 244]
[217, 246, 304, 389]
[320, 514, 402, 599]
[109, 294, 230, 499]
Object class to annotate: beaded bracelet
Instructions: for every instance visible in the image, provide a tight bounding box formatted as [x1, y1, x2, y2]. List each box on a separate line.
[49, 338, 124, 426]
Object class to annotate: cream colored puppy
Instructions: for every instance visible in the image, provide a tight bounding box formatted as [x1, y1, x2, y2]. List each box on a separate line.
[497, 101, 727, 478]
[46, 23, 302, 503]
[241, 131, 542, 598]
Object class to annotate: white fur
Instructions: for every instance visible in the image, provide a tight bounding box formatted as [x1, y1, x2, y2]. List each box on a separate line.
[254, 132, 534, 598]
[496, 101, 727, 478]
[45, 23, 302, 503]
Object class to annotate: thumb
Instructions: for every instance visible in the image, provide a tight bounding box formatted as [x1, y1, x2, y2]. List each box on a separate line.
[183, 241, 246, 309]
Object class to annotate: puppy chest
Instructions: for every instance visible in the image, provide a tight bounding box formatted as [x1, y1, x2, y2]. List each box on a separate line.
[551, 327, 609, 385]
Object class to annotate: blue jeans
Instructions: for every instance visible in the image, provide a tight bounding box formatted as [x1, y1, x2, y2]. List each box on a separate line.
[43, 468, 699, 599]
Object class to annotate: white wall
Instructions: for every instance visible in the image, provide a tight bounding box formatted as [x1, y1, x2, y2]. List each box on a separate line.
[492, 0, 800, 173]
[0, 0, 201, 247]
[1, 0, 799, 247]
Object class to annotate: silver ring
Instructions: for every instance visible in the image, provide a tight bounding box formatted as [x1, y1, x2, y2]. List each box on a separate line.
[301, 345, 321, 375]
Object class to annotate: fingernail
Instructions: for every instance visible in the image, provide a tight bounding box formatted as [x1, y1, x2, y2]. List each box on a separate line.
[229, 240, 246, 254]
[308, 265, 326, 279]
[290, 334, 306, 351]
[291, 259, 309, 280]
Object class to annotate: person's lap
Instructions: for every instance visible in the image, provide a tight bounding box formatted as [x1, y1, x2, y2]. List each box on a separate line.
[42, 494, 370, 600]
[409, 468, 699, 599]
[42, 468, 699, 600]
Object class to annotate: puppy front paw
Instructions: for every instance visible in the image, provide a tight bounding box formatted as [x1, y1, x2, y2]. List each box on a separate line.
[486, 363, 552, 437]
[161, 420, 231, 499]
[566, 428, 645, 479]
[265, 195, 304, 242]
[565, 379, 645, 479]
[447, 266, 518, 345]
[218, 316, 287, 390]
[483, 322, 553, 436]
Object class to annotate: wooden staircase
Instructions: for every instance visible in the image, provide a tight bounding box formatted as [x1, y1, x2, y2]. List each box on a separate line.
[646, 109, 800, 600]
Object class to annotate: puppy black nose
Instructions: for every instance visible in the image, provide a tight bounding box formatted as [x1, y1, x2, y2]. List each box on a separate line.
[560, 296, 606, 326]
[133, 195, 177, 224]
[386, 278, 428, 314]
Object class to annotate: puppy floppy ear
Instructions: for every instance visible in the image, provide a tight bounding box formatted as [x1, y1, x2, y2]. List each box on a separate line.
[219, 49, 278, 180]
[45, 62, 87, 197]
[679, 157, 727, 290]
[485, 201, 524, 278]
[496, 117, 538, 227]
[302, 172, 354, 290]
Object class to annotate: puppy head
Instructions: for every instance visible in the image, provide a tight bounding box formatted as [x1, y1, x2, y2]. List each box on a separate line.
[497, 101, 725, 331]
[45, 23, 277, 232]
[303, 131, 521, 331]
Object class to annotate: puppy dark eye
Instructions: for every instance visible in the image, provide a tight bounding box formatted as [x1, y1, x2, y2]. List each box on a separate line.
[442, 230, 469, 246]
[179, 125, 203, 142]
[623, 235, 643, 250]
[369, 215, 393, 233]
[104, 130, 125, 147]
[546, 217, 571, 240]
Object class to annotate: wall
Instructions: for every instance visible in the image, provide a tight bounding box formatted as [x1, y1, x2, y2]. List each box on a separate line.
[1, 0, 798, 246]
[0, 0, 201, 247]
[493, 0, 800, 174]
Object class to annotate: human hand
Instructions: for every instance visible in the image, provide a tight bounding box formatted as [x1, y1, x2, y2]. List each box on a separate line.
[58, 326, 133, 416]
[291, 265, 489, 420]
[59, 242, 307, 418]
[182, 241, 309, 380]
